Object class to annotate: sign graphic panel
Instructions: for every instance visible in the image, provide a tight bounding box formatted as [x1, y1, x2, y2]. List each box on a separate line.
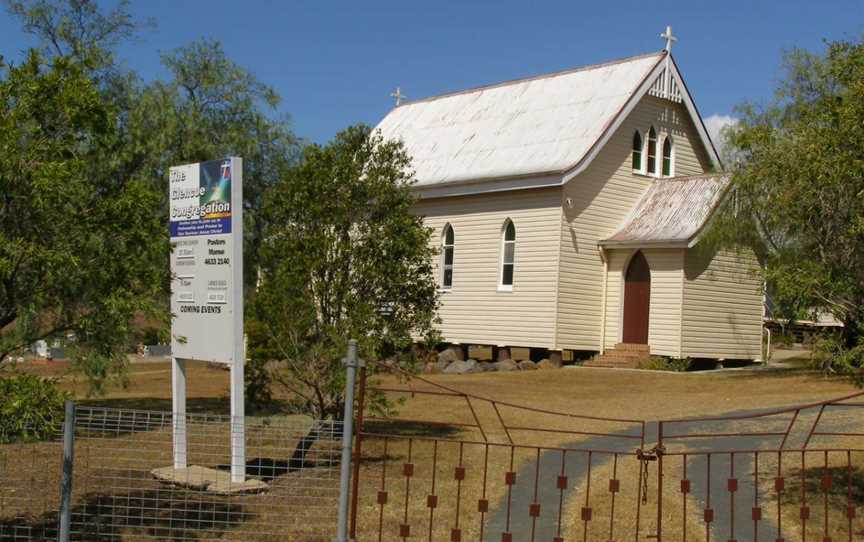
[169, 158, 243, 364]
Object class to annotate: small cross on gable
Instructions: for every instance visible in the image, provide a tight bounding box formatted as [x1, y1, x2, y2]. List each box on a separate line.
[390, 87, 407, 106]
[660, 25, 677, 53]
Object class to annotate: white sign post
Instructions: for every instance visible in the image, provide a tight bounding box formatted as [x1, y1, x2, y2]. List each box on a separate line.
[169, 157, 245, 483]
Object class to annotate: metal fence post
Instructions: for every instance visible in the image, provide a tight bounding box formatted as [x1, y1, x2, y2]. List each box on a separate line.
[334, 340, 362, 542]
[58, 400, 76, 542]
[655, 421, 664, 542]
[348, 359, 367, 540]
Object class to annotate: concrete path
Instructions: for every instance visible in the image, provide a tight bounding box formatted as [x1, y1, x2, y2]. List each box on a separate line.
[483, 404, 851, 542]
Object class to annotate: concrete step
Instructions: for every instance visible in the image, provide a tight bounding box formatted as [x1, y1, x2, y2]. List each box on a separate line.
[584, 355, 643, 369]
[605, 349, 647, 358]
[585, 361, 638, 369]
[614, 343, 650, 352]
[584, 346, 652, 369]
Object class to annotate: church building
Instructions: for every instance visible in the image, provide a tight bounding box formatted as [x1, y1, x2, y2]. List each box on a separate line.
[374, 29, 764, 367]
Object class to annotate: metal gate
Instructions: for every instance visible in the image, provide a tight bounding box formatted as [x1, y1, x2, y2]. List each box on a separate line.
[347, 361, 864, 542]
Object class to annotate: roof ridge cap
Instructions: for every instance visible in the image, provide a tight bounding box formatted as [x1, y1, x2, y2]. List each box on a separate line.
[394, 50, 665, 108]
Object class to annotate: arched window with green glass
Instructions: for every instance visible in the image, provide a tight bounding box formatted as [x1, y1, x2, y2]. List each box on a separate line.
[632, 131, 643, 172]
[662, 136, 673, 176]
[499, 220, 516, 290]
[646, 127, 658, 175]
[441, 224, 454, 289]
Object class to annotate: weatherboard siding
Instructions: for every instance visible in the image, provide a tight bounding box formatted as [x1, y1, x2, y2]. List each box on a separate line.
[414, 187, 562, 348]
[600, 248, 684, 356]
[645, 249, 684, 357]
[681, 248, 764, 360]
[557, 95, 711, 351]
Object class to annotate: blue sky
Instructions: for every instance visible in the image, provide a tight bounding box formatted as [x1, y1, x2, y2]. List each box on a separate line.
[1, 1, 862, 144]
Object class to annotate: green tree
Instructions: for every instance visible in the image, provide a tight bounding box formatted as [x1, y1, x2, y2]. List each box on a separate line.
[711, 37, 864, 373]
[250, 125, 440, 419]
[3, 0, 149, 61]
[7, 1, 301, 292]
[4, 1, 301, 389]
[0, 52, 165, 390]
[140, 39, 302, 290]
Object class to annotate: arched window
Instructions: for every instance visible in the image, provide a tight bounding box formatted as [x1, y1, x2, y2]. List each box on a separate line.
[662, 136, 673, 176]
[441, 224, 454, 289]
[500, 220, 516, 290]
[631, 131, 643, 172]
[646, 127, 657, 175]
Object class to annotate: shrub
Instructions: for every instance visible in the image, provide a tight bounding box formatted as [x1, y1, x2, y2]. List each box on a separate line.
[638, 356, 692, 372]
[0, 374, 69, 443]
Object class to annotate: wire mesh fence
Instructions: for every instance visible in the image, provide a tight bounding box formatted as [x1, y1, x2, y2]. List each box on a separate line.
[1, 406, 343, 542]
[0, 423, 63, 542]
[4, 374, 864, 542]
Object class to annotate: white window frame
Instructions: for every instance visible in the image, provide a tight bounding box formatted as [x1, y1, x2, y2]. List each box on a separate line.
[440, 223, 454, 290]
[661, 134, 675, 177]
[498, 219, 515, 291]
[631, 130, 644, 174]
[646, 126, 658, 177]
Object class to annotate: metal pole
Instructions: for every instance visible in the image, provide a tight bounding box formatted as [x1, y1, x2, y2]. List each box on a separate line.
[58, 400, 76, 542]
[348, 363, 367, 540]
[334, 339, 361, 542]
[230, 335, 246, 483]
[171, 356, 187, 469]
[230, 157, 246, 484]
[656, 421, 664, 542]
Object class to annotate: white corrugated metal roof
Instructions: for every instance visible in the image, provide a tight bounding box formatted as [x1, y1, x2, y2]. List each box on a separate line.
[602, 174, 730, 246]
[374, 52, 664, 187]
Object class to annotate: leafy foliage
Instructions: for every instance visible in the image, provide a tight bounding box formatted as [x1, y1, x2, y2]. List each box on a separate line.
[0, 52, 166, 392]
[249, 125, 440, 419]
[3, 0, 153, 76]
[2, 1, 300, 391]
[709, 37, 864, 375]
[637, 356, 691, 372]
[0, 373, 69, 443]
[142, 39, 302, 289]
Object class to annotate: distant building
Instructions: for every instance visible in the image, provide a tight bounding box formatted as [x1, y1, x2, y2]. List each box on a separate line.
[374, 35, 764, 366]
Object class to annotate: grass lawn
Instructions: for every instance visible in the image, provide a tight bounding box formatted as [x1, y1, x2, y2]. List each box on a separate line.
[3, 359, 862, 541]
[347, 364, 863, 542]
[13, 354, 852, 419]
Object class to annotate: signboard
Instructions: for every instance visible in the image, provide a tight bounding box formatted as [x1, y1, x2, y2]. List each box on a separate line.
[169, 157, 243, 364]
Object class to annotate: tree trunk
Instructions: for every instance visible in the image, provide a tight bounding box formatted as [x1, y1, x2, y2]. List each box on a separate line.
[289, 419, 324, 470]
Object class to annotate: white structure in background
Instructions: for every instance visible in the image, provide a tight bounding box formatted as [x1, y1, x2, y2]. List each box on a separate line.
[33, 340, 49, 358]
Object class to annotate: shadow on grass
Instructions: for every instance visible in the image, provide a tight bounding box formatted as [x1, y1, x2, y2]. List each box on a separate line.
[362, 420, 462, 439]
[719, 365, 836, 381]
[78, 396, 287, 416]
[781, 465, 864, 504]
[1, 489, 245, 542]
[214, 454, 339, 483]
[353, 421, 464, 464]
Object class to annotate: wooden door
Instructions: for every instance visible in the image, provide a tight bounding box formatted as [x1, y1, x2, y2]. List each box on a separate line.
[622, 251, 650, 344]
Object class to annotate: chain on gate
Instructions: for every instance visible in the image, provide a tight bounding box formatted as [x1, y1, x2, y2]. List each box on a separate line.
[636, 445, 663, 504]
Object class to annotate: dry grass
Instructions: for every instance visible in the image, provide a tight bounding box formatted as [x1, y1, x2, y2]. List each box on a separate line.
[3, 360, 864, 541]
[1, 414, 341, 541]
[350, 366, 864, 542]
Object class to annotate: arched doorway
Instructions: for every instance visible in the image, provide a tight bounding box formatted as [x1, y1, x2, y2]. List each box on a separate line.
[622, 251, 650, 344]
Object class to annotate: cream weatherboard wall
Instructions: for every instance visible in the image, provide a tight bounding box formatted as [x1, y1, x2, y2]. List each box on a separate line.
[601, 248, 684, 357]
[414, 187, 562, 348]
[557, 94, 712, 351]
[681, 248, 764, 359]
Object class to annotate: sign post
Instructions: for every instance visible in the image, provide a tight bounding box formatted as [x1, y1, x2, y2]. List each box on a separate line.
[169, 157, 245, 482]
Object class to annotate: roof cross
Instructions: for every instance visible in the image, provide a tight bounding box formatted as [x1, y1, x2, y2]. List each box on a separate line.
[390, 86, 407, 106]
[660, 25, 677, 53]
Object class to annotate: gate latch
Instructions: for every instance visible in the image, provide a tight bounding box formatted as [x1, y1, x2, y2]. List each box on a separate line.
[635, 446, 664, 505]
